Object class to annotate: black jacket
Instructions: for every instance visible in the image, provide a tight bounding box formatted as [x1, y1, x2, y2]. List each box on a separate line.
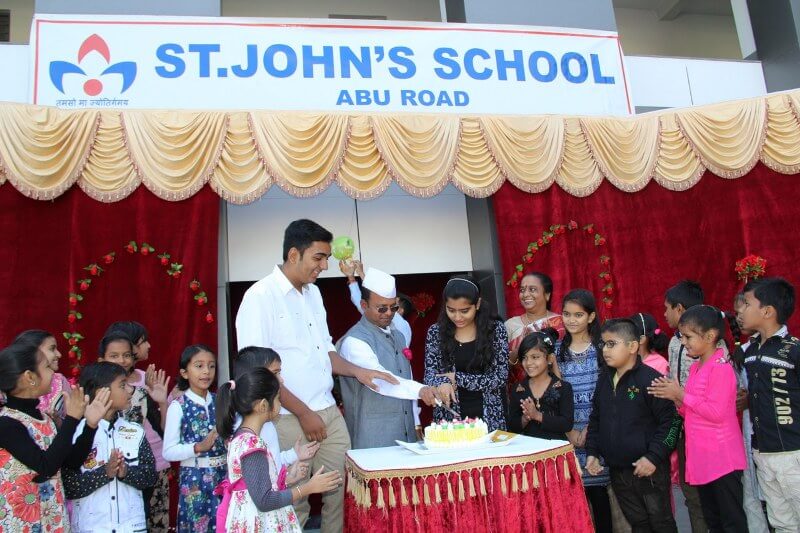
[744, 330, 800, 453]
[508, 375, 574, 440]
[585, 358, 680, 468]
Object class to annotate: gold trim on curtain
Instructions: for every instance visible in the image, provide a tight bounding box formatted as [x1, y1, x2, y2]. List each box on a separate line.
[1, 91, 799, 203]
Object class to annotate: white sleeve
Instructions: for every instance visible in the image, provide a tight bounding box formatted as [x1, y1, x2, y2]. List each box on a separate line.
[235, 289, 268, 350]
[280, 448, 299, 466]
[161, 401, 196, 462]
[340, 337, 424, 400]
[348, 282, 365, 315]
[392, 314, 412, 346]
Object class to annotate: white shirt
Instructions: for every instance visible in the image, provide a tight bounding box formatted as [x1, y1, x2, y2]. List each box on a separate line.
[233, 416, 298, 470]
[348, 281, 412, 345]
[236, 265, 336, 413]
[69, 418, 148, 533]
[162, 389, 216, 462]
[339, 327, 424, 425]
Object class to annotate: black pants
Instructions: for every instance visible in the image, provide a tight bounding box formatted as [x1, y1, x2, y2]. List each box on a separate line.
[585, 485, 612, 533]
[610, 465, 678, 533]
[696, 470, 748, 532]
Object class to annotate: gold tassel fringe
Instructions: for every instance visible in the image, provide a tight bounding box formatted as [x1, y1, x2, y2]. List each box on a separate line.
[447, 477, 454, 502]
[501, 469, 508, 495]
[412, 480, 420, 506]
[389, 480, 396, 507]
[424, 479, 431, 505]
[468, 474, 476, 497]
[533, 467, 540, 489]
[512, 467, 519, 493]
[376, 481, 385, 509]
[458, 475, 465, 502]
[435, 477, 442, 503]
[563, 457, 571, 480]
[479, 473, 487, 495]
[521, 467, 530, 492]
[400, 480, 409, 506]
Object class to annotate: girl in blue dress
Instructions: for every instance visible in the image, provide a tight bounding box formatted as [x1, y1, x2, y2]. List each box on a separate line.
[556, 289, 612, 533]
[163, 344, 227, 532]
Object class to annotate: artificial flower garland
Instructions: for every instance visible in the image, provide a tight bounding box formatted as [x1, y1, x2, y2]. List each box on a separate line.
[506, 221, 614, 310]
[64, 240, 213, 376]
[735, 254, 767, 283]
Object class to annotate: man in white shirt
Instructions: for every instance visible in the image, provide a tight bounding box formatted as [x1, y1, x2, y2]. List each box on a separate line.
[235, 219, 397, 533]
[337, 268, 438, 448]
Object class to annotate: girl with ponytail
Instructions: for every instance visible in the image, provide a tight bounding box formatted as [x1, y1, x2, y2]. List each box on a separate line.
[630, 312, 670, 376]
[215, 368, 340, 532]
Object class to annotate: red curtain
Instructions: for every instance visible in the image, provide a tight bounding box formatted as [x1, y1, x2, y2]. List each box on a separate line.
[493, 164, 800, 333]
[0, 185, 219, 379]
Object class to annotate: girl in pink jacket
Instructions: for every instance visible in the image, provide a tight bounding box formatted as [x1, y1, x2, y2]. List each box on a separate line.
[649, 305, 746, 532]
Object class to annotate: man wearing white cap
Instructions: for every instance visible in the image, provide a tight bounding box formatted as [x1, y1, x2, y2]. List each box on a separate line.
[338, 267, 439, 449]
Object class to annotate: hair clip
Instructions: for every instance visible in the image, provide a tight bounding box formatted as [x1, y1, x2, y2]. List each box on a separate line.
[654, 328, 661, 335]
[228, 380, 236, 390]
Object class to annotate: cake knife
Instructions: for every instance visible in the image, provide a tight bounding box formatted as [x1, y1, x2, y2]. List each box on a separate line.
[434, 398, 461, 419]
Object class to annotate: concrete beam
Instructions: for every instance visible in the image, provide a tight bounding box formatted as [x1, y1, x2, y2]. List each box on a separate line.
[657, 0, 685, 21]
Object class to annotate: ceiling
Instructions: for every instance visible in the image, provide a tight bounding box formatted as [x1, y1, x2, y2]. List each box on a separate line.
[613, 0, 733, 19]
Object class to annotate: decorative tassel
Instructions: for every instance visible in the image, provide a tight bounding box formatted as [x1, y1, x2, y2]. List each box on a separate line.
[533, 468, 540, 489]
[574, 454, 583, 476]
[412, 480, 420, 506]
[468, 474, 476, 497]
[522, 468, 530, 492]
[501, 470, 508, 495]
[435, 477, 442, 503]
[424, 479, 431, 505]
[512, 467, 519, 493]
[400, 480, 409, 506]
[479, 473, 487, 495]
[563, 457, 571, 480]
[364, 481, 371, 507]
[389, 480, 396, 507]
[376, 481, 385, 509]
[447, 477, 455, 502]
[458, 475, 465, 502]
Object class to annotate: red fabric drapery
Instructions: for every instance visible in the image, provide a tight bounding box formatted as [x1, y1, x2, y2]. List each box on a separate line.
[493, 164, 800, 332]
[0, 185, 219, 377]
[345, 450, 592, 533]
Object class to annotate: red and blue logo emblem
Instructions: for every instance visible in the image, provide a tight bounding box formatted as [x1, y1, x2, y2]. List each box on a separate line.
[49, 34, 137, 96]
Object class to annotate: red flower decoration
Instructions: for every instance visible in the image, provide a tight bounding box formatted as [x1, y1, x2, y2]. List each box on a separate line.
[734, 255, 767, 282]
[537, 238, 544, 247]
[568, 220, 578, 230]
[190, 280, 201, 292]
[410, 292, 436, 317]
[402, 348, 413, 361]
[102, 252, 115, 264]
[205, 312, 215, 324]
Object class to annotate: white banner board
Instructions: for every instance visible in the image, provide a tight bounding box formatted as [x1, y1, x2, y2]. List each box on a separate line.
[31, 14, 632, 115]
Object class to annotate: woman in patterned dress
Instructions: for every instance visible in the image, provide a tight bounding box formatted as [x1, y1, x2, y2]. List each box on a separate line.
[11, 330, 72, 426]
[215, 368, 340, 532]
[555, 289, 612, 533]
[424, 275, 509, 432]
[163, 345, 227, 532]
[505, 272, 566, 384]
[0, 339, 112, 532]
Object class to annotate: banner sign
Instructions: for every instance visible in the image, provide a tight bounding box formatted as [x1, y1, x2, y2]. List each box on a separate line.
[31, 15, 632, 115]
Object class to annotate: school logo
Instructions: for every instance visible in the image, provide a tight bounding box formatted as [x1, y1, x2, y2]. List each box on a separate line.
[49, 34, 137, 96]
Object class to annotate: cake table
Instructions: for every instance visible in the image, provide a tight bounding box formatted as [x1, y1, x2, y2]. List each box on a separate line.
[345, 436, 593, 532]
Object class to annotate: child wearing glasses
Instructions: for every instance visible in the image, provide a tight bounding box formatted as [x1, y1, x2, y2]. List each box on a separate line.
[586, 319, 681, 532]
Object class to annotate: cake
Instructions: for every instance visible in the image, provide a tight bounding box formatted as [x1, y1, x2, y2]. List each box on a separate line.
[423, 418, 489, 449]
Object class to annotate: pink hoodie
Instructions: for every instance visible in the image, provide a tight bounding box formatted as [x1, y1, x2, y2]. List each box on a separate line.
[679, 349, 746, 485]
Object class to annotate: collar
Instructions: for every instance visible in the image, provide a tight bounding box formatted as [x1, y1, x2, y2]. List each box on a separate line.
[772, 325, 789, 339]
[273, 264, 301, 296]
[609, 356, 643, 380]
[185, 388, 212, 406]
[2, 395, 43, 420]
[359, 315, 394, 336]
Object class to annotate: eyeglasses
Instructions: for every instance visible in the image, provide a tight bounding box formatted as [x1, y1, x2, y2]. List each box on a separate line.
[372, 304, 400, 314]
[597, 340, 633, 350]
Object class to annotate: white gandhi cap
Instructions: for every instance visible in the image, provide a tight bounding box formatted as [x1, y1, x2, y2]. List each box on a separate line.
[362, 268, 397, 299]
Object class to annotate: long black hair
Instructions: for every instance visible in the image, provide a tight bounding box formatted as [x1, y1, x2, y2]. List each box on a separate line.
[13, 329, 53, 350]
[435, 275, 498, 373]
[517, 327, 559, 358]
[177, 344, 215, 391]
[630, 312, 669, 353]
[0, 342, 42, 394]
[105, 321, 148, 345]
[557, 289, 601, 362]
[216, 367, 281, 440]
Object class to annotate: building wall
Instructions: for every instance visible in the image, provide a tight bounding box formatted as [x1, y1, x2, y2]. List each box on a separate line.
[221, 0, 442, 21]
[462, 0, 616, 31]
[7, 0, 34, 44]
[614, 7, 742, 59]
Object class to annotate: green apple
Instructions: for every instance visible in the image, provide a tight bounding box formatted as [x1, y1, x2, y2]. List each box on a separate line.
[331, 235, 355, 261]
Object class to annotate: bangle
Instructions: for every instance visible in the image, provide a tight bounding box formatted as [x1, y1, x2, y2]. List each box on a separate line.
[295, 485, 303, 498]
